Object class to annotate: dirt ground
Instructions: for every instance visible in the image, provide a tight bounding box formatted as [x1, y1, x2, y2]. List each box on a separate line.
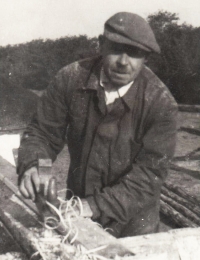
[175, 112, 200, 157]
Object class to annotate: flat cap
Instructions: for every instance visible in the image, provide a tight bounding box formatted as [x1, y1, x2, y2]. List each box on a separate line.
[104, 12, 160, 53]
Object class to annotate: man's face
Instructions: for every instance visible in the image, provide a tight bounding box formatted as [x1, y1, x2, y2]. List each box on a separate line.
[101, 38, 147, 87]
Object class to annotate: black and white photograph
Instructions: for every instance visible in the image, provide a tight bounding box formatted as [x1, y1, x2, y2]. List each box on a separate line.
[0, 0, 200, 259]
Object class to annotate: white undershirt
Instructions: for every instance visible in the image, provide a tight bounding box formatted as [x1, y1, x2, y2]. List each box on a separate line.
[100, 69, 133, 105]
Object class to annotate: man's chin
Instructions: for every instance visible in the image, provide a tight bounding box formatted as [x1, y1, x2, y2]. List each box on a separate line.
[109, 77, 131, 87]
[108, 71, 134, 86]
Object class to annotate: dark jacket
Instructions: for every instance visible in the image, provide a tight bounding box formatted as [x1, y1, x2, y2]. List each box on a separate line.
[17, 56, 178, 237]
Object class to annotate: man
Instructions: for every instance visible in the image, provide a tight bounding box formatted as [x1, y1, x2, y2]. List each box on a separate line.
[17, 12, 178, 238]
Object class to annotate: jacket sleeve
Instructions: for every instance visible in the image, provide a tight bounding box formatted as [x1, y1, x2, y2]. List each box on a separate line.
[17, 70, 69, 179]
[86, 91, 178, 225]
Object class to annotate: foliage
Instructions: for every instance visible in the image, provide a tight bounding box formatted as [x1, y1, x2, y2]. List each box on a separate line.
[0, 35, 99, 90]
[147, 11, 200, 103]
[0, 11, 200, 104]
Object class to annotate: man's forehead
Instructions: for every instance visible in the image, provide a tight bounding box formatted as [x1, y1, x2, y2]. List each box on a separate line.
[105, 39, 146, 51]
[103, 38, 148, 56]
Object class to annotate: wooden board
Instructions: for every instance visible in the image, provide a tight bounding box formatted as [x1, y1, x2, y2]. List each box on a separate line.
[119, 227, 200, 259]
[0, 181, 134, 259]
[2, 192, 200, 260]
[178, 104, 200, 113]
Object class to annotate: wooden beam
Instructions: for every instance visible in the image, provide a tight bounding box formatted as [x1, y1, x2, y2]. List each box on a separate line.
[164, 179, 200, 206]
[161, 186, 200, 217]
[161, 194, 200, 226]
[160, 200, 198, 228]
[0, 208, 39, 259]
[119, 227, 200, 259]
[0, 184, 134, 259]
[178, 104, 200, 113]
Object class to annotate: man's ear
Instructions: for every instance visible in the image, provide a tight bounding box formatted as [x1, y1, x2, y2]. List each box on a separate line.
[98, 35, 105, 53]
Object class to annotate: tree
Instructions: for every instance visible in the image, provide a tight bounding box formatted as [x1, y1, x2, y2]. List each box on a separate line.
[147, 11, 200, 104]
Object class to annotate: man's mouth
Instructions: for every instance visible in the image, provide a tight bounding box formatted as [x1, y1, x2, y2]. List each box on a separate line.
[112, 70, 128, 75]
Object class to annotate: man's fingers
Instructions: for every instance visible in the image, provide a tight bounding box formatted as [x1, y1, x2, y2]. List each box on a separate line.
[19, 180, 30, 198]
[19, 167, 39, 201]
[31, 170, 40, 193]
[24, 175, 36, 201]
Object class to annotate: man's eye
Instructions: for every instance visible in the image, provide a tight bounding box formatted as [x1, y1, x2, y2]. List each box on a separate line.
[128, 49, 145, 58]
[124, 46, 132, 53]
[112, 46, 123, 53]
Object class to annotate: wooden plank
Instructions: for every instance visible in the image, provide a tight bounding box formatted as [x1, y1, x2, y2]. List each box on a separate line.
[0, 223, 22, 254]
[178, 104, 200, 113]
[0, 155, 134, 258]
[0, 208, 39, 258]
[119, 232, 174, 256]
[118, 251, 179, 260]
[70, 217, 134, 258]
[170, 164, 200, 180]
[172, 160, 200, 174]
[0, 183, 134, 259]
[175, 235, 200, 260]
[180, 127, 200, 136]
[119, 227, 200, 259]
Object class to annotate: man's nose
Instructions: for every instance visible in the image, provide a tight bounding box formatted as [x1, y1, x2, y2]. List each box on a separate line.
[117, 53, 129, 66]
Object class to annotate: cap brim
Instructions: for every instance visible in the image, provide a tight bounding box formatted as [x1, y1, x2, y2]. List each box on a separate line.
[104, 31, 152, 53]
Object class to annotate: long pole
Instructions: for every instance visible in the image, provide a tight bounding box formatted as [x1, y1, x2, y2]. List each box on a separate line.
[0, 172, 39, 215]
[0, 172, 69, 236]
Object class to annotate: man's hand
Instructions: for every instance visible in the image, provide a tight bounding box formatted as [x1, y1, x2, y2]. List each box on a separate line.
[19, 166, 52, 201]
[19, 167, 93, 218]
[19, 167, 40, 201]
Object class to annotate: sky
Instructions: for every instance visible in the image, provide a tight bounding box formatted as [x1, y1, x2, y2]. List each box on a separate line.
[0, 0, 200, 47]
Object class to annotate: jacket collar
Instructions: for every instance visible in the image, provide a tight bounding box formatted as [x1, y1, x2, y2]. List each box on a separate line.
[80, 56, 102, 91]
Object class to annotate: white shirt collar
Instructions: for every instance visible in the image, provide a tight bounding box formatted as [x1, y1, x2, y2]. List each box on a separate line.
[100, 68, 134, 105]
